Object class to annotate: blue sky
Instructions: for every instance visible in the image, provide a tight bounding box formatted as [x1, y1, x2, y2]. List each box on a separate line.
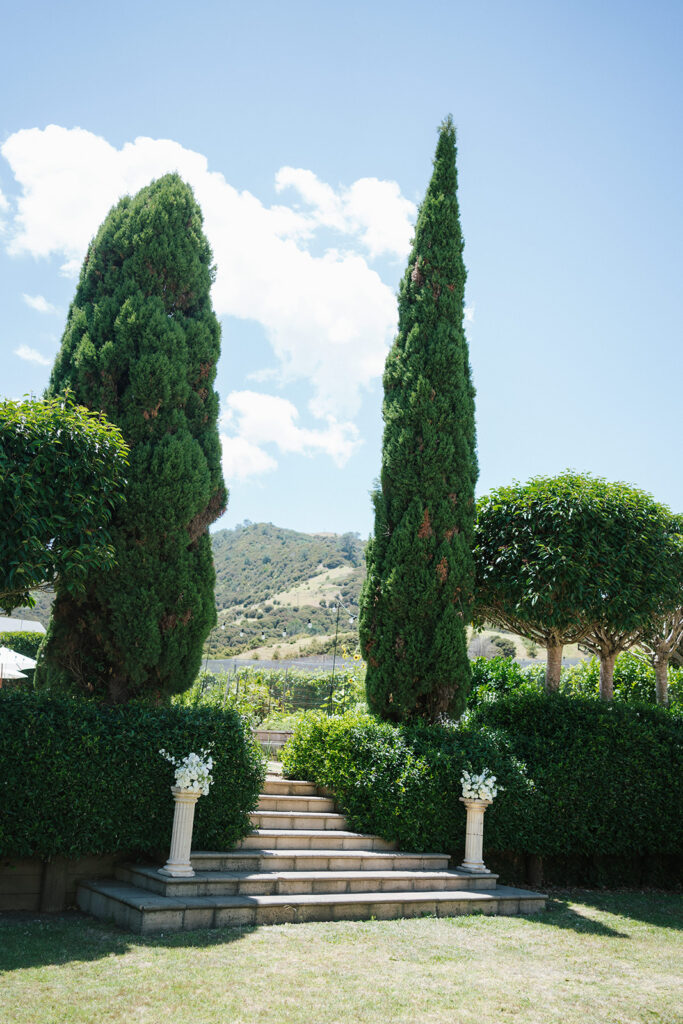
[1, 0, 681, 537]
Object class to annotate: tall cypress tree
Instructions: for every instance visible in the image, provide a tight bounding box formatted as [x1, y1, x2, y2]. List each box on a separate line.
[39, 174, 227, 702]
[359, 117, 478, 723]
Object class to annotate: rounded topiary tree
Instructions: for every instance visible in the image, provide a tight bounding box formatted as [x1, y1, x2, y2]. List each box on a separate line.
[38, 174, 227, 702]
[359, 116, 478, 723]
[475, 472, 683, 698]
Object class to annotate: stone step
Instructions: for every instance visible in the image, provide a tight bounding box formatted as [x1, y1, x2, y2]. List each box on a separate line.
[191, 849, 451, 873]
[250, 811, 348, 830]
[263, 779, 318, 796]
[257, 794, 336, 813]
[117, 864, 498, 898]
[78, 878, 546, 934]
[237, 829, 396, 852]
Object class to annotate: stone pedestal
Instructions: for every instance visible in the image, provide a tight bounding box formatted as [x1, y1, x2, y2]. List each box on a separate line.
[160, 787, 201, 878]
[459, 797, 492, 873]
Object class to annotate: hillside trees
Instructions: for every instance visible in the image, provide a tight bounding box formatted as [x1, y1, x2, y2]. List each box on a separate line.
[359, 116, 478, 723]
[0, 396, 128, 613]
[38, 174, 226, 703]
[475, 473, 683, 698]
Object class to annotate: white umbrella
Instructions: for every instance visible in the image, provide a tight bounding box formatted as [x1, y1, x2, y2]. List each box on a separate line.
[0, 646, 36, 686]
[0, 646, 37, 671]
[0, 665, 27, 681]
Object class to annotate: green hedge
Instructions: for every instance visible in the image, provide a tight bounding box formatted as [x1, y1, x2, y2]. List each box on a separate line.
[281, 709, 536, 854]
[0, 691, 266, 859]
[0, 631, 44, 659]
[282, 694, 682, 884]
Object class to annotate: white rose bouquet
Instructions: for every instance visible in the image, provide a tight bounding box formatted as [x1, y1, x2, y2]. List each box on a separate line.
[460, 768, 502, 803]
[159, 747, 214, 796]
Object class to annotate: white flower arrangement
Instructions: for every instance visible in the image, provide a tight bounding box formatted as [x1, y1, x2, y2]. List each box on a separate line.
[159, 747, 214, 796]
[460, 768, 502, 803]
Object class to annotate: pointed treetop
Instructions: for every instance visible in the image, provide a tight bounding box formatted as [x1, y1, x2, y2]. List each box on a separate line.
[430, 114, 457, 196]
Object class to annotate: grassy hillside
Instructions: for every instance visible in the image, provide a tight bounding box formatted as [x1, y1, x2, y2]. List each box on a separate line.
[207, 522, 366, 657]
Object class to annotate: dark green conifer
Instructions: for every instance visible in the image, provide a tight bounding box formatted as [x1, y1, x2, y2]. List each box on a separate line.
[39, 174, 227, 702]
[359, 117, 478, 722]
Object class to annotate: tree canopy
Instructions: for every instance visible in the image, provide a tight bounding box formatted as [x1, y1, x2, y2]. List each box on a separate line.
[359, 116, 478, 723]
[0, 396, 129, 614]
[475, 472, 683, 695]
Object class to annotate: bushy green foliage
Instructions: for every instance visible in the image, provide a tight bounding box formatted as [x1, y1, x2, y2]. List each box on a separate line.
[39, 174, 226, 702]
[282, 710, 535, 854]
[564, 652, 683, 707]
[0, 631, 44, 660]
[0, 396, 128, 614]
[468, 654, 683, 710]
[360, 116, 477, 723]
[282, 694, 682, 869]
[466, 691, 682, 858]
[475, 473, 683, 694]
[177, 665, 367, 723]
[0, 690, 265, 859]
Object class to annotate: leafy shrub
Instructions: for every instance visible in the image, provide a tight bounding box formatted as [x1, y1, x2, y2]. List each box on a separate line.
[0, 690, 265, 859]
[179, 666, 367, 721]
[468, 656, 545, 706]
[282, 709, 535, 854]
[491, 636, 517, 659]
[563, 652, 683, 707]
[0, 631, 44, 660]
[282, 693, 682, 878]
[174, 671, 275, 721]
[468, 653, 683, 710]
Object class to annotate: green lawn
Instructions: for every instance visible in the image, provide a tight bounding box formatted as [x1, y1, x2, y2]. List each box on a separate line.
[1, 891, 681, 1024]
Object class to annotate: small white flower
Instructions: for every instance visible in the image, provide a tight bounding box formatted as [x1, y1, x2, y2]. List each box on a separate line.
[160, 745, 215, 795]
[460, 767, 502, 802]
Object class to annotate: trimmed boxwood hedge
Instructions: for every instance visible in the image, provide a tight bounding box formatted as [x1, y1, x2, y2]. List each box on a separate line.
[282, 693, 682, 884]
[0, 690, 266, 859]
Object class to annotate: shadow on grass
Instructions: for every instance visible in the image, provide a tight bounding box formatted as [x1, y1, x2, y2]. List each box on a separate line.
[0, 910, 257, 972]
[1, 891, 681, 971]
[528, 889, 682, 937]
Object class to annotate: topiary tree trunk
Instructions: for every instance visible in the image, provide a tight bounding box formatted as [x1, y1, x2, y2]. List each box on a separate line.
[37, 174, 227, 703]
[359, 116, 478, 723]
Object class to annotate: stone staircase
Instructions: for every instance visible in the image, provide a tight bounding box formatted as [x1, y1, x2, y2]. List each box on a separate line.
[77, 774, 546, 933]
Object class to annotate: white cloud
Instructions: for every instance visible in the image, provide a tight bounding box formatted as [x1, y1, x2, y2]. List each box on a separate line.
[1, 127, 413, 419]
[22, 293, 59, 315]
[220, 434, 277, 483]
[14, 345, 51, 366]
[222, 390, 361, 470]
[275, 166, 416, 259]
[0, 187, 8, 231]
[464, 305, 475, 323]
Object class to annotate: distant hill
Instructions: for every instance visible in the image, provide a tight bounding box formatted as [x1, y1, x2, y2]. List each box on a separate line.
[208, 522, 367, 657]
[12, 522, 565, 664]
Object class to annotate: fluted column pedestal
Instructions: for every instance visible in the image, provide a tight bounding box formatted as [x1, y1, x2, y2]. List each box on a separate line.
[459, 797, 492, 873]
[160, 787, 201, 877]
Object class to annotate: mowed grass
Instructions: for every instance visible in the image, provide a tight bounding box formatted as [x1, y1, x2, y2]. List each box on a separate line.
[1, 891, 681, 1024]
